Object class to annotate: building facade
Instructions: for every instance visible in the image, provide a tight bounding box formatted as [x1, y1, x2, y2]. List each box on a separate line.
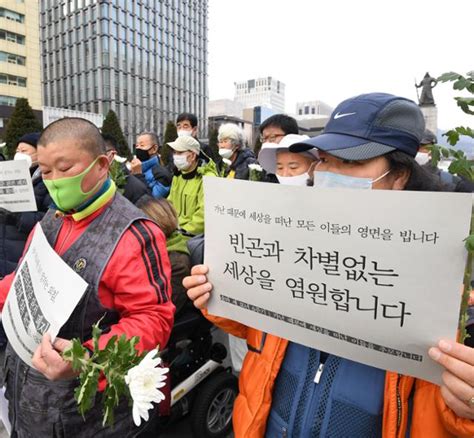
[0, 1, 42, 138]
[208, 98, 244, 119]
[234, 76, 285, 113]
[42, 105, 103, 128]
[296, 100, 333, 117]
[40, 0, 208, 146]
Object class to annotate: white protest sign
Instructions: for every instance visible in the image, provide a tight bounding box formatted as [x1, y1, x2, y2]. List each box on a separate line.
[3, 224, 88, 366]
[204, 178, 472, 384]
[0, 160, 37, 212]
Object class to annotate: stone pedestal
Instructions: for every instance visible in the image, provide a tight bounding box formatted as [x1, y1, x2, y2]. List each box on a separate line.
[419, 105, 438, 134]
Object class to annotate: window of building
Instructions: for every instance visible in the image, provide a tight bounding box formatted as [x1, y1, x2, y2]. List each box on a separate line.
[0, 29, 25, 45]
[0, 50, 26, 65]
[0, 7, 25, 23]
[101, 18, 109, 34]
[110, 22, 117, 38]
[0, 73, 27, 87]
[100, 3, 108, 18]
[0, 95, 17, 106]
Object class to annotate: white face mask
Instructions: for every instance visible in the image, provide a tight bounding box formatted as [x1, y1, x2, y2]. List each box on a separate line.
[219, 148, 234, 160]
[276, 173, 310, 186]
[14, 152, 33, 168]
[177, 130, 193, 138]
[314, 170, 390, 190]
[415, 152, 430, 166]
[173, 154, 190, 171]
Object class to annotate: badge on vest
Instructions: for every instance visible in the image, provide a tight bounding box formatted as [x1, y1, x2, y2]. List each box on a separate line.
[73, 258, 87, 273]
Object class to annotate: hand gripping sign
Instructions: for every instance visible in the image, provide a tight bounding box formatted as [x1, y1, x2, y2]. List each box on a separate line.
[204, 178, 472, 384]
[3, 224, 87, 366]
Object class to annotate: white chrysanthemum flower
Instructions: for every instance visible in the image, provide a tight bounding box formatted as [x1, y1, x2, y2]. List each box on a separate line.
[222, 158, 232, 166]
[114, 155, 127, 163]
[124, 349, 169, 427]
[248, 163, 263, 172]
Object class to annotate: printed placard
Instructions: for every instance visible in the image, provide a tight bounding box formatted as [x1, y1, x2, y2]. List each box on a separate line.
[3, 224, 88, 366]
[0, 160, 37, 212]
[204, 178, 471, 384]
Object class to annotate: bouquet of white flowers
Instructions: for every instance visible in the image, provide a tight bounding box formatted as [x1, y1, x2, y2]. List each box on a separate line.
[248, 163, 264, 181]
[220, 158, 232, 177]
[62, 322, 168, 427]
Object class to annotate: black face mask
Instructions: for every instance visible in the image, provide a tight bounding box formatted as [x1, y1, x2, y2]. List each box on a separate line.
[136, 148, 151, 162]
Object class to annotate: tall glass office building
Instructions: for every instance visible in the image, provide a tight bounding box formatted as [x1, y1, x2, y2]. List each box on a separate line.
[40, 0, 208, 145]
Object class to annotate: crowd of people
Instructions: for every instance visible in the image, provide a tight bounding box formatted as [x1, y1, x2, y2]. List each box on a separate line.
[0, 93, 473, 437]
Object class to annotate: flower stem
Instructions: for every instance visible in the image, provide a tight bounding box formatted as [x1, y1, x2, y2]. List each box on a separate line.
[459, 210, 474, 343]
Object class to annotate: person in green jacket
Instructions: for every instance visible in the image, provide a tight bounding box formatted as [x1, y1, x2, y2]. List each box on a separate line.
[167, 135, 218, 239]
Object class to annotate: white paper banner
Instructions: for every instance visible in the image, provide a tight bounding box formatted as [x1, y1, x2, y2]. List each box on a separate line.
[0, 160, 37, 212]
[3, 224, 88, 366]
[204, 178, 472, 384]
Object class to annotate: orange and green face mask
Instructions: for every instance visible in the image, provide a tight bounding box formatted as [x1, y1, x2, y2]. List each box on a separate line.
[43, 158, 101, 211]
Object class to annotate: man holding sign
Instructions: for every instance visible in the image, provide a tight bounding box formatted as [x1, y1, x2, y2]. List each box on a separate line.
[185, 93, 474, 437]
[0, 118, 174, 436]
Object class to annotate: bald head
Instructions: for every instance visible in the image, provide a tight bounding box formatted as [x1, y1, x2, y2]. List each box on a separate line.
[39, 118, 106, 158]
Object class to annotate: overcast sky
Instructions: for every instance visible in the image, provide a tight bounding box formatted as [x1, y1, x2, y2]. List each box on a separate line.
[207, 0, 473, 130]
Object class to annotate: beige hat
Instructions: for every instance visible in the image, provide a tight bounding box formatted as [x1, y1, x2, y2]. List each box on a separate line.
[167, 136, 201, 154]
[258, 134, 318, 174]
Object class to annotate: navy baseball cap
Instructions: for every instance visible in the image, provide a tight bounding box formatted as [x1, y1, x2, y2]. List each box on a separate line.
[290, 93, 425, 160]
[420, 129, 437, 145]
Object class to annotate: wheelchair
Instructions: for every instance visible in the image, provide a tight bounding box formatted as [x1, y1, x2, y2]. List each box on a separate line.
[159, 305, 238, 438]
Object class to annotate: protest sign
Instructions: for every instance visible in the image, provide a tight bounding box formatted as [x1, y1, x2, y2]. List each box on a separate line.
[204, 178, 472, 384]
[0, 160, 36, 212]
[3, 224, 88, 366]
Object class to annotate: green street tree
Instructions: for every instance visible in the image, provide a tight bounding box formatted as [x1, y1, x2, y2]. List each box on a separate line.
[434, 71, 474, 342]
[3, 98, 42, 159]
[101, 110, 130, 159]
[161, 120, 177, 165]
[253, 136, 262, 156]
[208, 127, 219, 160]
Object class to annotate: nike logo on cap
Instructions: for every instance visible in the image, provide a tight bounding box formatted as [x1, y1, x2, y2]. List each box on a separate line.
[334, 111, 356, 119]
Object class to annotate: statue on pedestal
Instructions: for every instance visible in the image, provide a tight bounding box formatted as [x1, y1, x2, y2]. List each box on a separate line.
[415, 72, 437, 106]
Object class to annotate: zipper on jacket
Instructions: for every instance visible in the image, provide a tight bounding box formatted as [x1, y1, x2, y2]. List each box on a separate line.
[281, 426, 287, 437]
[314, 363, 324, 384]
[396, 374, 402, 435]
[56, 218, 73, 254]
[181, 179, 189, 217]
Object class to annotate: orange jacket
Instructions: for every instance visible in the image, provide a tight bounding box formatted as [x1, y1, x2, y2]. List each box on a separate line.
[203, 310, 474, 438]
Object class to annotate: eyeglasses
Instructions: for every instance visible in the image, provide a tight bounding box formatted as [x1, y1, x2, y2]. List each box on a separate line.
[260, 133, 285, 143]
